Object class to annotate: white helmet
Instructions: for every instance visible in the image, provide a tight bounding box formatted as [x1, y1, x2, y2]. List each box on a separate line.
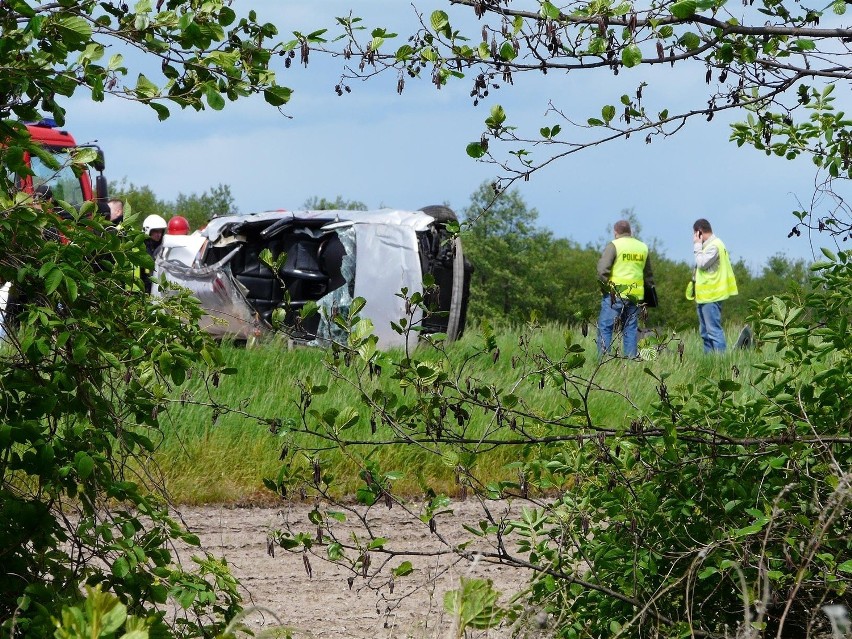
[142, 214, 168, 234]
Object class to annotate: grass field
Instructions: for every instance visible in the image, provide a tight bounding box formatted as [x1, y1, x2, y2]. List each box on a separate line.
[154, 323, 768, 504]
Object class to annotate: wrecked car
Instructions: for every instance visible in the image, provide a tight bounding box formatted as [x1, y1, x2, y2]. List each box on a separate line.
[152, 206, 472, 349]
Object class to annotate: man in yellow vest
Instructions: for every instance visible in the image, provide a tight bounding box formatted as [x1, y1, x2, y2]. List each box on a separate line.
[688, 218, 738, 352]
[597, 219, 654, 358]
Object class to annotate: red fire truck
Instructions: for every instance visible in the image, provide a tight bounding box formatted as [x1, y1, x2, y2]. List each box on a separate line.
[21, 119, 109, 215]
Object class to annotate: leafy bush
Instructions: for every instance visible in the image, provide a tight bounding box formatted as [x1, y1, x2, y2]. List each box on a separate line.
[0, 195, 241, 637]
[267, 251, 852, 638]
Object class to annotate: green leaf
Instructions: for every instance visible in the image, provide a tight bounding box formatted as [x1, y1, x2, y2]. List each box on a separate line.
[76, 453, 95, 479]
[205, 85, 226, 110]
[820, 247, 837, 261]
[680, 32, 701, 49]
[135, 74, 159, 98]
[622, 44, 643, 68]
[99, 598, 128, 634]
[541, 1, 562, 19]
[671, 0, 697, 18]
[499, 41, 517, 60]
[9, 0, 36, 18]
[485, 105, 507, 130]
[837, 560, 852, 574]
[466, 142, 487, 158]
[718, 379, 741, 392]
[431, 10, 450, 34]
[149, 102, 170, 121]
[602, 105, 616, 123]
[112, 557, 130, 578]
[794, 39, 816, 50]
[45, 268, 63, 295]
[393, 561, 415, 577]
[56, 15, 93, 45]
[264, 85, 293, 106]
[395, 44, 414, 60]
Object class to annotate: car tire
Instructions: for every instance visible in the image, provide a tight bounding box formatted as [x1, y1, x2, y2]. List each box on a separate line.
[446, 236, 465, 342]
[418, 205, 458, 223]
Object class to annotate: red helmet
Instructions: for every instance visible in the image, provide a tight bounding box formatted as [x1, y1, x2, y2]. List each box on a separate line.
[167, 215, 190, 235]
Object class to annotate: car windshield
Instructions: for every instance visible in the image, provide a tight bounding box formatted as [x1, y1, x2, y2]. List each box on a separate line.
[29, 148, 85, 208]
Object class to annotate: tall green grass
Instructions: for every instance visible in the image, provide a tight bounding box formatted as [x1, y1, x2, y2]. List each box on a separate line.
[154, 324, 771, 504]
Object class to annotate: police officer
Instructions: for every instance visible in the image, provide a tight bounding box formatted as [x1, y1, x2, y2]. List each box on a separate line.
[596, 219, 654, 358]
[688, 218, 738, 352]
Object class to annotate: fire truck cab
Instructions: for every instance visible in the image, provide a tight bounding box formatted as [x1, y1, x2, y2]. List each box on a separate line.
[21, 119, 109, 216]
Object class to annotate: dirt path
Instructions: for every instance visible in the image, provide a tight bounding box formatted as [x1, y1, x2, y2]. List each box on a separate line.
[176, 500, 541, 638]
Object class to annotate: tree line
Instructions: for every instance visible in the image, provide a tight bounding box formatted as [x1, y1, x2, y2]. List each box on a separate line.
[108, 180, 238, 232]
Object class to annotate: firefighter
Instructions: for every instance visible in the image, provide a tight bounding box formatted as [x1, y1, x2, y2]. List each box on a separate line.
[167, 215, 190, 235]
[141, 214, 167, 293]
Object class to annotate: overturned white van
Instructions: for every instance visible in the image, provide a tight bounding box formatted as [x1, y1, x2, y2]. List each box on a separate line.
[152, 206, 472, 349]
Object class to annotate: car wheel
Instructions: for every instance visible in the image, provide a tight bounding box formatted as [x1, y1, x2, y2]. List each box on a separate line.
[446, 236, 465, 342]
[418, 205, 458, 223]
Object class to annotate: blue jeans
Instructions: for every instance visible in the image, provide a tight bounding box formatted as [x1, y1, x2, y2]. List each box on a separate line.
[597, 295, 639, 358]
[697, 302, 726, 352]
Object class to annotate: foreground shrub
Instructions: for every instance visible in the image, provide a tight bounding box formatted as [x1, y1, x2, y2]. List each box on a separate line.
[266, 253, 852, 638]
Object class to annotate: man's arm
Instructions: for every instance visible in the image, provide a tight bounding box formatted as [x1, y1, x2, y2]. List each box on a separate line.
[597, 242, 616, 282]
[694, 241, 720, 270]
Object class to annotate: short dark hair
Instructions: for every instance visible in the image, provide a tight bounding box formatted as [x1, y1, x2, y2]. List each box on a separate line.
[693, 218, 712, 234]
[613, 219, 632, 235]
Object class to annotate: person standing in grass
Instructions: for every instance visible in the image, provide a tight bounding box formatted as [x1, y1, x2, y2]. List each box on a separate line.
[688, 218, 738, 352]
[596, 219, 654, 358]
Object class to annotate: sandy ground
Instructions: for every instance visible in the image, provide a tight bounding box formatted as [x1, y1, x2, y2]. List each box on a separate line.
[175, 499, 544, 639]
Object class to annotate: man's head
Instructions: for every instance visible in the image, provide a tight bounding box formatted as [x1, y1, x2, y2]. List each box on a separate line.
[613, 220, 632, 237]
[142, 214, 168, 242]
[693, 218, 712, 235]
[108, 199, 124, 221]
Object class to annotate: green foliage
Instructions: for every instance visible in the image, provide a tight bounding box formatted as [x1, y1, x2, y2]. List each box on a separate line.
[0, 0, 288, 635]
[443, 578, 504, 637]
[0, 198, 240, 637]
[0, 0, 289, 124]
[263, 254, 852, 637]
[461, 181, 599, 325]
[109, 181, 238, 232]
[172, 183, 238, 230]
[54, 586, 149, 639]
[302, 195, 368, 211]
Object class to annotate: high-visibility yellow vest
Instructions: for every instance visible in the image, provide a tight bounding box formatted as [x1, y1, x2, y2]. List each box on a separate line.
[694, 236, 738, 303]
[610, 236, 648, 301]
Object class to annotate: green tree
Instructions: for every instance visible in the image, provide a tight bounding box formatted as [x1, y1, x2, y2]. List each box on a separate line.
[109, 181, 238, 231]
[302, 195, 368, 211]
[108, 179, 168, 221]
[0, 0, 293, 635]
[172, 183, 238, 230]
[462, 182, 557, 324]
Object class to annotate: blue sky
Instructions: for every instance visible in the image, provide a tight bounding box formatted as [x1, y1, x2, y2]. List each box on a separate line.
[63, 1, 838, 269]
